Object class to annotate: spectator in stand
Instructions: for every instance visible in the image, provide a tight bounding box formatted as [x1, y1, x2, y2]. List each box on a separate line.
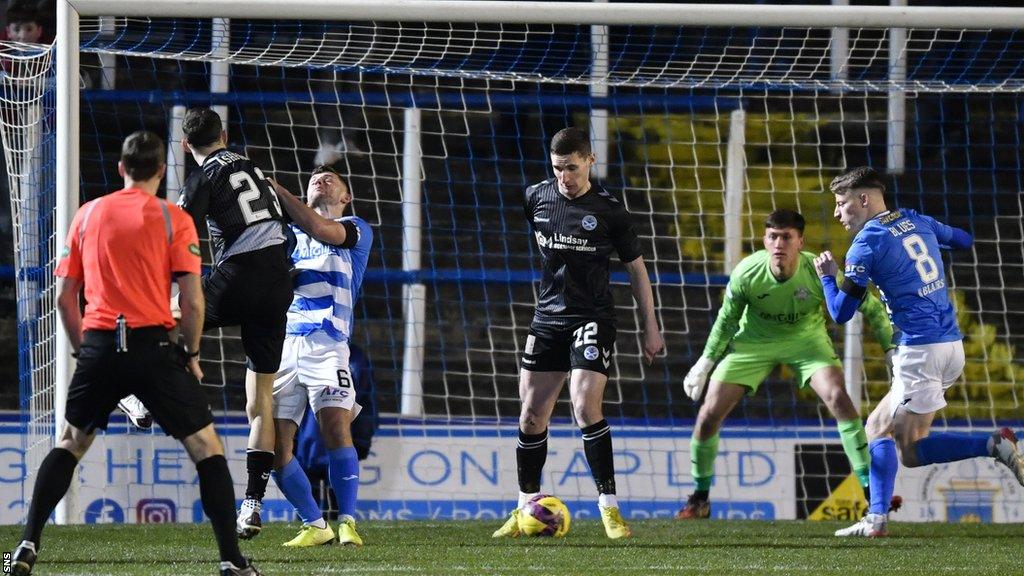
[4, 2, 45, 44]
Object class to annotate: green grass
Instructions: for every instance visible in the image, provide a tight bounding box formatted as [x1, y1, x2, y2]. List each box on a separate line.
[2, 520, 1022, 575]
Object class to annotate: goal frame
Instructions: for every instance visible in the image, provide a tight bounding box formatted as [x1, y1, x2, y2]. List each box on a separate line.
[50, 0, 1024, 524]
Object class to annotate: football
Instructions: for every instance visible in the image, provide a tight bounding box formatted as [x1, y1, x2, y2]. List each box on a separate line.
[519, 494, 571, 537]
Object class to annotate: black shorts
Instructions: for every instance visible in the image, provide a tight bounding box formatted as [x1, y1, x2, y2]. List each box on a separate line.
[521, 320, 617, 376]
[204, 243, 293, 374]
[65, 328, 215, 439]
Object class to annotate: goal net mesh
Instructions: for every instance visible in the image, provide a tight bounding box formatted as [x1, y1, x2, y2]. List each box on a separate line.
[4, 13, 1021, 523]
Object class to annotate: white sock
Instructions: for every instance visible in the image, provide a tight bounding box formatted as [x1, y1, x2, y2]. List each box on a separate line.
[18, 540, 36, 553]
[518, 491, 539, 509]
[598, 493, 618, 509]
[340, 514, 356, 523]
[307, 518, 327, 529]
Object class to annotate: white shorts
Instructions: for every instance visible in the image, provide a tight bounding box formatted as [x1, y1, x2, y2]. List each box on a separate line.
[273, 332, 357, 424]
[890, 340, 965, 416]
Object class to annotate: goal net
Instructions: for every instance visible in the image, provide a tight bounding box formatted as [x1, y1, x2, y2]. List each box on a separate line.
[4, 2, 1023, 524]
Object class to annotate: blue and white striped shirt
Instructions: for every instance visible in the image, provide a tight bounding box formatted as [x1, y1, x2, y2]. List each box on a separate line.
[286, 216, 373, 342]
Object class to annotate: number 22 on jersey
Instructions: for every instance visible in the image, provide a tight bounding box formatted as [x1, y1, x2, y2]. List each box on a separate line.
[230, 166, 282, 225]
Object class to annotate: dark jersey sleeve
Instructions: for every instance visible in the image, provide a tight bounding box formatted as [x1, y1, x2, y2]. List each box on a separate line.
[609, 203, 643, 263]
[178, 168, 210, 237]
[523, 185, 536, 232]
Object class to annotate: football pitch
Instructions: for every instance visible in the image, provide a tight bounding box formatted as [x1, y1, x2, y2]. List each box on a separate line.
[2, 520, 1021, 575]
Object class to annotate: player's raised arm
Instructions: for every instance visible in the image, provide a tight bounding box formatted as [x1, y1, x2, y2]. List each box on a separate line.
[270, 179, 348, 245]
[623, 256, 663, 365]
[271, 166, 365, 249]
[815, 257, 893, 351]
[815, 249, 869, 324]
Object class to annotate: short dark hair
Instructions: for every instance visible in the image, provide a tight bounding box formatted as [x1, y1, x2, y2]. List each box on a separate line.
[311, 164, 343, 178]
[550, 127, 591, 157]
[182, 107, 223, 148]
[6, 2, 42, 26]
[120, 131, 165, 181]
[829, 166, 886, 195]
[765, 209, 805, 235]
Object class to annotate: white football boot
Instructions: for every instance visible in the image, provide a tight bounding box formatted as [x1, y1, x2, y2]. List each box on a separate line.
[118, 394, 153, 429]
[834, 513, 887, 538]
[989, 428, 1024, 486]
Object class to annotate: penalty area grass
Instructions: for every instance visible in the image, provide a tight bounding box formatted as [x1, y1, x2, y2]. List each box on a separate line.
[1, 519, 1020, 575]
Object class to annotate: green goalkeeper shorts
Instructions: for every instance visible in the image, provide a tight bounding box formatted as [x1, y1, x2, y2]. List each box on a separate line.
[710, 337, 841, 393]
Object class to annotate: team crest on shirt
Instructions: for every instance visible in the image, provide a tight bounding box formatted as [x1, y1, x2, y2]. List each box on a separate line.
[584, 345, 599, 361]
[794, 287, 810, 301]
[581, 215, 598, 231]
[534, 231, 552, 248]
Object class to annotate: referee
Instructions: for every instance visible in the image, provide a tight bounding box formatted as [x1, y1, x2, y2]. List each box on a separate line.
[8, 132, 260, 576]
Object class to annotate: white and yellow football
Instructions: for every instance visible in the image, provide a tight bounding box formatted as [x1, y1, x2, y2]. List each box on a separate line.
[518, 494, 571, 537]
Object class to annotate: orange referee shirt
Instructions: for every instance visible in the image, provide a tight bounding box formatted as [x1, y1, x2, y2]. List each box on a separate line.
[54, 188, 202, 330]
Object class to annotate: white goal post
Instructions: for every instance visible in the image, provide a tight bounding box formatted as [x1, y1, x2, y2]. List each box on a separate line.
[60, 1, 1024, 26]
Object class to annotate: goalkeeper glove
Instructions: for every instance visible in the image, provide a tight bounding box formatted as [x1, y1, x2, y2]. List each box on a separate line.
[683, 356, 715, 401]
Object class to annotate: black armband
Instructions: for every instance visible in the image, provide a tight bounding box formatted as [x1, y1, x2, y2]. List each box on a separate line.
[338, 220, 360, 249]
[839, 276, 867, 300]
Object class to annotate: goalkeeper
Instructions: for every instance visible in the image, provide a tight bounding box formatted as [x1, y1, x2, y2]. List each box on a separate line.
[677, 209, 894, 519]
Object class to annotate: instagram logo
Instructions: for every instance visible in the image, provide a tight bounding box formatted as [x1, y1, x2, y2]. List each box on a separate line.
[137, 499, 177, 524]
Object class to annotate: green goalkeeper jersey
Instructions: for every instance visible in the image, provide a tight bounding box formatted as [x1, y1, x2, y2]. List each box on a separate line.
[702, 250, 893, 360]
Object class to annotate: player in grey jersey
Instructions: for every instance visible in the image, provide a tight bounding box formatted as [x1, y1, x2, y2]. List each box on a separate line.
[179, 107, 293, 539]
[494, 127, 664, 540]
